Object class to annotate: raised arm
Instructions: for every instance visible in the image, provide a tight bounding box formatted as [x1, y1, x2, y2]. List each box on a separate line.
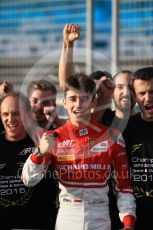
[59, 23, 80, 91]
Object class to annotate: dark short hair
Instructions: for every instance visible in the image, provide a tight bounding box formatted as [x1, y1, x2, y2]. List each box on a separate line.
[0, 91, 31, 112]
[27, 80, 57, 97]
[113, 70, 133, 81]
[64, 73, 96, 99]
[133, 67, 153, 81]
[89, 70, 112, 80]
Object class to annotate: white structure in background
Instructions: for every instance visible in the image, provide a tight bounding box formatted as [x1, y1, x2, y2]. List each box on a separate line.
[0, 0, 153, 88]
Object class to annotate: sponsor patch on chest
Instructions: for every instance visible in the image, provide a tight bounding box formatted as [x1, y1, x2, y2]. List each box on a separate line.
[58, 155, 75, 161]
[79, 128, 88, 136]
[90, 141, 108, 152]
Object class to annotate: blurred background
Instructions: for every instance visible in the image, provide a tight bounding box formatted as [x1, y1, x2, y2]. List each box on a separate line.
[0, 0, 153, 91]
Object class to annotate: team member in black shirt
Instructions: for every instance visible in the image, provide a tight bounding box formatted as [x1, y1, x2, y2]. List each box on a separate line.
[0, 81, 14, 133]
[124, 67, 153, 230]
[0, 91, 58, 229]
[101, 70, 136, 132]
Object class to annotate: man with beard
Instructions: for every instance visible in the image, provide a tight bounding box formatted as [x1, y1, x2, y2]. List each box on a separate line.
[123, 67, 153, 230]
[102, 70, 136, 132]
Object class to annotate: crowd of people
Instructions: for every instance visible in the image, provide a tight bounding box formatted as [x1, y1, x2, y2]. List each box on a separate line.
[0, 23, 153, 230]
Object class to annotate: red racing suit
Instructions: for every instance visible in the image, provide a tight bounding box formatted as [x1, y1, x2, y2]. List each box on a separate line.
[22, 119, 136, 230]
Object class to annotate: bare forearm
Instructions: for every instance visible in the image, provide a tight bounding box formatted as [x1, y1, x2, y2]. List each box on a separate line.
[59, 23, 80, 91]
[59, 41, 74, 91]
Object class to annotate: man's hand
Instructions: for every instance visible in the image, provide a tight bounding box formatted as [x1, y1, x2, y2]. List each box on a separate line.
[97, 76, 115, 97]
[0, 81, 13, 96]
[39, 133, 55, 155]
[59, 23, 80, 91]
[96, 76, 115, 107]
[44, 106, 57, 123]
[63, 23, 80, 43]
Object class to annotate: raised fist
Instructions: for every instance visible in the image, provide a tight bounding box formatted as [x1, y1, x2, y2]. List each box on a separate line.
[63, 23, 80, 43]
[39, 132, 55, 155]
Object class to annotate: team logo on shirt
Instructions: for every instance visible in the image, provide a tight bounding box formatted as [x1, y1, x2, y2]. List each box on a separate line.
[58, 140, 76, 147]
[131, 144, 142, 154]
[19, 147, 34, 155]
[0, 164, 6, 170]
